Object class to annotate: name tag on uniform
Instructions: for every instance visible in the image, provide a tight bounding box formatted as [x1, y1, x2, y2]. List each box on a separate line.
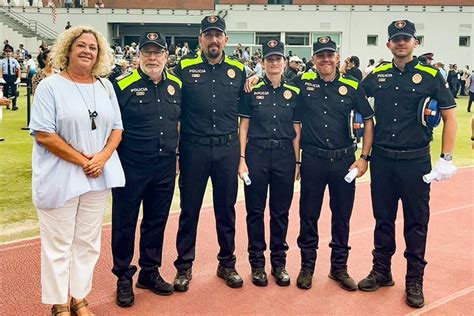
[306, 87, 315, 91]
[192, 74, 201, 78]
[256, 95, 265, 100]
[136, 91, 145, 96]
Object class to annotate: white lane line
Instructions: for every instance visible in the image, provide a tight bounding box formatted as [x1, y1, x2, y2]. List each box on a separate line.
[406, 285, 474, 315]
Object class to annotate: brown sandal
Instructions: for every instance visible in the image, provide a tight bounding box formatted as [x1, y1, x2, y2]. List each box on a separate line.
[70, 298, 95, 316]
[51, 304, 70, 316]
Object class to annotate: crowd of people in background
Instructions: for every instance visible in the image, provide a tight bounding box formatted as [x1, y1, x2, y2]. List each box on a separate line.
[1, 38, 473, 113]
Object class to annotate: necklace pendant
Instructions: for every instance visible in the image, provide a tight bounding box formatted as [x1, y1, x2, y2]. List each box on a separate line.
[91, 118, 97, 130]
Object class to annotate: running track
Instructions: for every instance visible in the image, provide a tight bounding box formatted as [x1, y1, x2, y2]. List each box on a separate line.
[1, 168, 473, 315]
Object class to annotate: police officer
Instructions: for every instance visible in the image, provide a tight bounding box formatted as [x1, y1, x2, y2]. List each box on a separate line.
[291, 37, 374, 290]
[111, 32, 182, 307]
[172, 16, 246, 291]
[238, 39, 301, 287]
[0, 44, 21, 110]
[357, 20, 457, 308]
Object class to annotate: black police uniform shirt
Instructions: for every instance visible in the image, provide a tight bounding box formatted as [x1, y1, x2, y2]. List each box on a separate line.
[291, 71, 374, 150]
[362, 58, 456, 150]
[172, 51, 246, 137]
[113, 68, 182, 164]
[239, 76, 301, 140]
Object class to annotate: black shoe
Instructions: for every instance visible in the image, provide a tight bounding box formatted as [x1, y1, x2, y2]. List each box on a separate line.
[136, 271, 174, 296]
[12, 107, 18, 111]
[358, 270, 394, 292]
[116, 277, 134, 308]
[217, 264, 243, 288]
[329, 270, 357, 291]
[271, 266, 290, 287]
[406, 281, 424, 308]
[296, 269, 313, 290]
[173, 268, 192, 292]
[251, 268, 268, 287]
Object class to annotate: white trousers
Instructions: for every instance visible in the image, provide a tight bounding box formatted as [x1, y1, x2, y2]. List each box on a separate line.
[37, 189, 109, 304]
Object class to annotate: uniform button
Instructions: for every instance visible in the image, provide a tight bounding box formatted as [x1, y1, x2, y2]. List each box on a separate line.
[212, 79, 216, 83]
[325, 83, 327, 86]
[157, 99, 160, 102]
[393, 118, 397, 122]
[395, 87, 399, 90]
[273, 128, 277, 131]
[258, 102, 262, 105]
[212, 66, 215, 69]
[230, 82, 233, 85]
[273, 115, 277, 118]
[324, 96, 328, 99]
[273, 103, 276, 106]
[213, 109, 216, 113]
[213, 124, 216, 127]
[159, 149, 162, 152]
[212, 94, 216, 98]
[159, 116, 163, 119]
[378, 85, 382, 88]
[326, 138, 330, 142]
[273, 91, 275, 94]
[399, 72, 402, 75]
[392, 134, 395, 137]
[394, 103, 398, 106]
[412, 88, 415, 92]
[341, 100, 344, 102]
[324, 124, 328, 127]
[139, 100, 142, 103]
[308, 94, 310, 97]
[194, 80, 198, 83]
[323, 111, 327, 114]
[160, 132, 164, 135]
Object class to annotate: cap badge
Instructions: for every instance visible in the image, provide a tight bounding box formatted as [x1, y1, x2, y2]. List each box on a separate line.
[412, 73, 422, 84]
[283, 90, 292, 100]
[207, 16, 218, 23]
[167, 85, 176, 96]
[227, 69, 236, 79]
[267, 40, 278, 48]
[338, 86, 348, 95]
[147, 33, 158, 40]
[395, 20, 406, 29]
[319, 37, 329, 44]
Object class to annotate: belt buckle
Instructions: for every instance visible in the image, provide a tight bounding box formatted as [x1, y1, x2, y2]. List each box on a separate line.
[270, 139, 280, 148]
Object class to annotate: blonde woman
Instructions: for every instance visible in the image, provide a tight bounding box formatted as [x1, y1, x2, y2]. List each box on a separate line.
[29, 26, 125, 316]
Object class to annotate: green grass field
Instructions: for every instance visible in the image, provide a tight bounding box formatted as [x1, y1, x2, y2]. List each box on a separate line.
[0, 87, 472, 242]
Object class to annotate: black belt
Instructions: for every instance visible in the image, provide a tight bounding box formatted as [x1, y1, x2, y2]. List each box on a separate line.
[372, 145, 430, 160]
[303, 143, 356, 159]
[248, 138, 292, 149]
[182, 132, 237, 146]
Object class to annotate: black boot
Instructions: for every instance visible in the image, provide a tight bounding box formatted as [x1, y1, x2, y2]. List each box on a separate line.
[136, 271, 174, 296]
[116, 277, 134, 308]
[296, 268, 313, 290]
[271, 266, 290, 286]
[251, 268, 268, 287]
[358, 270, 394, 292]
[406, 281, 424, 308]
[217, 264, 243, 288]
[173, 268, 192, 292]
[329, 269, 357, 291]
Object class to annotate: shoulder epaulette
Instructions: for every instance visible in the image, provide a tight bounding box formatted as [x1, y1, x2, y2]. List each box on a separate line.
[283, 83, 300, 94]
[224, 55, 245, 71]
[180, 52, 204, 70]
[338, 75, 359, 89]
[166, 72, 182, 88]
[115, 70, 132, 82]
[117, 70, 141, 91]
[254, 80, 266, 90]
[414, 63, 438, 77]
[301, 72, 318, 80]
[372, 63, 393, 74]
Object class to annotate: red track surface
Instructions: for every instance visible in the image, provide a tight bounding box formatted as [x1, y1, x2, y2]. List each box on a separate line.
[1, 168, 473, 315]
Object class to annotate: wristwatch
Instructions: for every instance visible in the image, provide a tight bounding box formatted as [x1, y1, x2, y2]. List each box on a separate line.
[360, 154, 371, 161]
[440, 153, 453, 161]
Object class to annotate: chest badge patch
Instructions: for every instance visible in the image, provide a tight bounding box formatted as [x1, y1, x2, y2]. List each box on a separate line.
[306, 86, 315, 91]
[338, 86, 348, 95]
[227, 69, 236, 79]
[136, 91, 145, 96]
[412, 73, 422, 84]
[256, 95, 265, 100]
[167, 85, 176, 95]
[283, 90, 292, 100]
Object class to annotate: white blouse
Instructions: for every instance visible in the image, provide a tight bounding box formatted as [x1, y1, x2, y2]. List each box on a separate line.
[29, 74, 125, 209]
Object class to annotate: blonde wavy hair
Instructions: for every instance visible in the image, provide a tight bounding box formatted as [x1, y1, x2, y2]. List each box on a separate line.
[52, 25, 113, 77]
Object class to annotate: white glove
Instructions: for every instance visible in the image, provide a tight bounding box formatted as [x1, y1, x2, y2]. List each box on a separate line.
[14, 78, 20, 85]
[433, 158, 457, 181]
[0, 78, 6, 84]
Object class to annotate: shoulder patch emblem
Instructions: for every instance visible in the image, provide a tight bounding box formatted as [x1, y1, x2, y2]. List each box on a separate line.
[339, 86, 348, 95]
[167, 85, 176, 95]
[227, 69, 236, 79]
[412, 73, 422, 84]
[283, 90, 292, 100]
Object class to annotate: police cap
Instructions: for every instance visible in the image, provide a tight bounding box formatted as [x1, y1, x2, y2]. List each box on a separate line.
[200, 15, 226, 34]
[262, 39, 285, 59]
[313, 36, 337, 54]
[388, 20, 416, 40]
[138, 32, 167, 50]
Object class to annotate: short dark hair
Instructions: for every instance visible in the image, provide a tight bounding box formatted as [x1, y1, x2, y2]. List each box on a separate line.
[369, 59, 375, 65]
[349, 56, 360, 67]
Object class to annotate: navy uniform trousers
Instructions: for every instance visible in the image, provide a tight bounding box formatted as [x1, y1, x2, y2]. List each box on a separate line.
[174, 136, 240, 270]
[111, 154, 176, 279]
[244, 143, 295, 269]
[297, 151, 356, 273]
[370, 150, 431, 283]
